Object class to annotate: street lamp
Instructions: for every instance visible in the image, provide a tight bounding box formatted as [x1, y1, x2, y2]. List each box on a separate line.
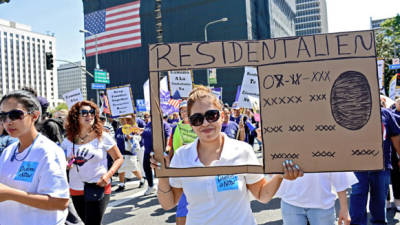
[204, 17, 228, 42]
[79, 29, 99, 69]
[80, 29, 101, 106]
[204, 18, 228, 86]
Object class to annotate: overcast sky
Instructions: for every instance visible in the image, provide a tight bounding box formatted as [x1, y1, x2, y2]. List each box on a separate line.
[0, 0, 398, 63]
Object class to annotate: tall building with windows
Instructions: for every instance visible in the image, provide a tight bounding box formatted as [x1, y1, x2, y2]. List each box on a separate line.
[57, 61, 87, 100]
[0, 19, 58, 107]
[370, 17, 392, 30]
[295, 0, 328, 36]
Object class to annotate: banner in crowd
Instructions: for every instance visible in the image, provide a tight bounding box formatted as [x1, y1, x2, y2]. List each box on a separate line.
[389, 74, 400, 100]
[149, 30, 382, 176]
[237, 67, 259, 108]
[211, 87, 222, 100]
[106, 84, 135, 117]
[377, 59, 385, 94]
[208, 68, 217, 84]
[63, 88, 83, 109]
[136, 99, 147, 112]
[168, 70, 193, 98]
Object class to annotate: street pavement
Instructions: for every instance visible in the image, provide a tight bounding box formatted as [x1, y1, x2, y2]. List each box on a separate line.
[103, 149, 400, 225]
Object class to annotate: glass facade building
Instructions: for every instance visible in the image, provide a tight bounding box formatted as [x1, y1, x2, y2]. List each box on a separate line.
[295, 0, 328, 36]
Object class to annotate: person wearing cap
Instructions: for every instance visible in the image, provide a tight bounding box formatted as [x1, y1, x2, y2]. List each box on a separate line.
[230, 101, 251, 143]
[166, 100, 197, 225]
[114, 114, 145, 192]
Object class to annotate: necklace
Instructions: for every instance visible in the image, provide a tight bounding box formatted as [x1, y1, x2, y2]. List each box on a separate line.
[11, 134, 40, 162]
[78, 134, 89, 143]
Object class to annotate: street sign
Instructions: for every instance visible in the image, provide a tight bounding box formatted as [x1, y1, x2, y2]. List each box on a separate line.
[91, 83, 106, 90]
[389, 64, 400, 70]
[94, 69, 110, 84]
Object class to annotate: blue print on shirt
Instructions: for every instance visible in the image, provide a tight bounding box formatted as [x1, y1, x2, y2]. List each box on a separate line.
[14, 161, 38, 182]
[216, 175, 238, 192]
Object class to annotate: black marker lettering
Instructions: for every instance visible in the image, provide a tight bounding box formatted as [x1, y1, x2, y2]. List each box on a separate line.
[263, 75, 274, 90]
[354, 32, 373, 54]
[313, 35, 328, 56]
[297, 36, 311, 58]
[246, 41, 259, 62]
[229, 42, 243, 64]
[262, 40, 277, 60]
[179, 43, 192, 67]
[155, 44, 177, 69]
[221, 41, 227, 64]
[194, 42, 216, 66]
[336, 34, 351, 55]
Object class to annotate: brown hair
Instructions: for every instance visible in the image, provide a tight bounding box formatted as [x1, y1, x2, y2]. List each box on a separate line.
[65, 100, 103, 142]
[187, 85, 222, 116]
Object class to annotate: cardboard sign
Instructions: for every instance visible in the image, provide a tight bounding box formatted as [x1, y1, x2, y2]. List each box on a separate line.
[237, 67, 259, 108]
[149, 30, 382, 177]
[168, 70, 193, 98]
[106, 85, 135, 117]
[63, 89, 83, 109]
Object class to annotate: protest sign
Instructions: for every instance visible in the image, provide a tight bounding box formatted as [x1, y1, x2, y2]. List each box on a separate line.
[149, 30, 382, 176]
[377, 59, 385, 94]
[106, 85, 135, 117]
[63, 89, 83, 109]
[168, 70, 193, 98]
[237, 67, 259, 108]
[211, 87, 222, 100]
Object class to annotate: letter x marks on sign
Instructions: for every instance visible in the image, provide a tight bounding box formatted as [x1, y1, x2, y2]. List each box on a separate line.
[309, 94, 326, 102]
[263, 126, 283, 134]
[263, 96, 302, 108]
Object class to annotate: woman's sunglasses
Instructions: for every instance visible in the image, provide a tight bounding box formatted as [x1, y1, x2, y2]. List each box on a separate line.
[79, 109, 96, 117]
[189, 110, 220, 126]
[0, 109, 30, 123]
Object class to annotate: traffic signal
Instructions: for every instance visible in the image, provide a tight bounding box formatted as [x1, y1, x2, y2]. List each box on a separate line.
[45, 52, 54, 70]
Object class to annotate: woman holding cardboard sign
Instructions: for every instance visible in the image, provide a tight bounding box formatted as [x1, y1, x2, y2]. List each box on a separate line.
[151, 86, 303, 225]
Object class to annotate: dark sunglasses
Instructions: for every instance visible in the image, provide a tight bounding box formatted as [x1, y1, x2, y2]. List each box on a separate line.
[189, 110, 220, 126]
[0, 109, 30, 123]
[79, 109, 96, 117]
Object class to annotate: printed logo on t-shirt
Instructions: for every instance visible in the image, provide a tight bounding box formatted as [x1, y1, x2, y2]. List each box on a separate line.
[74, 147, 95, 166]
[216, 175, 238, 192]
[14, 161, 39, 182]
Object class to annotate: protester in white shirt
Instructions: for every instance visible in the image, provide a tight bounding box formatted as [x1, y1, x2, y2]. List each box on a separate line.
[276, 172, 358, 225]
[0, 90, 69, 225]
[151, 85, 303, 225]
[62, 100, 123, 225]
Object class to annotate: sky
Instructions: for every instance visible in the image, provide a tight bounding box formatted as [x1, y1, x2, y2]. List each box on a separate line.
[0, 0, 398, 65]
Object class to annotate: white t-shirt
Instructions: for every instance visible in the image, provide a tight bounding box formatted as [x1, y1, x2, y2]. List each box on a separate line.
[169, 133, 264, 225]
[0, 134, 69, 225]
[61, 132, 116, 190]
[276, 172, 358, 209]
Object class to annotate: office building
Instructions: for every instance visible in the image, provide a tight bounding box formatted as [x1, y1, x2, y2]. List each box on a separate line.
[83, 0, 296, 103]
[295, 0, 328, 36]
[0, 18, 58, 107]
[57, 61, 87, 100]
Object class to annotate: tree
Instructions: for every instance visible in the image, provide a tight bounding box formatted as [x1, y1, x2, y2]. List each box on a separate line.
[54, 103, 68, 111]
[375, 14, 400, 95]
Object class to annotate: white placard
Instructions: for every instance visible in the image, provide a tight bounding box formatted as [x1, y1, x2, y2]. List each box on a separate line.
[237, 67, 259, 108]
[377, 59, 385, 93]
[63, 88, 83, 109]
[168, 70, 193, 98]
[393, 58, 399, 65]
[107, 85, 135, 117]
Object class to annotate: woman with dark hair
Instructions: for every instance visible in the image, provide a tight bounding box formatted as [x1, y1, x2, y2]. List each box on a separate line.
[0, 122, 18, 157]
[61, 100, 123, 225]
[0, 90, 70, 225]
[151, 86, 303, 225]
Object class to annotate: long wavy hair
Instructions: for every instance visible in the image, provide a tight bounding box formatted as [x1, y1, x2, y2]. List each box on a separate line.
[65, 100, 103, 142]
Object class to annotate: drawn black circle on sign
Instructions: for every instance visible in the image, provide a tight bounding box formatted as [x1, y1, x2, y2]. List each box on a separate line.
[330, 71, 372, 130]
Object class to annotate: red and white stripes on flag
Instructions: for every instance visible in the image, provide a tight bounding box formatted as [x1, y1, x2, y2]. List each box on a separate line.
[168, 99, 181, 109]
[84, 1, 141, 57]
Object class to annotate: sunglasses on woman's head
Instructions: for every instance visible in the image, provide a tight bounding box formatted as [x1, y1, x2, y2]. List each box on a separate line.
[0, 109, 30, 123]
[189, 110, 220, 126]
[79, 109, 96, 117]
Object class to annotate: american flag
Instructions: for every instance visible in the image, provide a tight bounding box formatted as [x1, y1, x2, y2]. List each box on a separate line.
[168, 99, 181, 109]
[84, 1, 141, 56]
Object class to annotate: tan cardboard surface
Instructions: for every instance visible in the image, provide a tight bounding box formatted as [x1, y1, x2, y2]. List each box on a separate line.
[149, 30, 382, 177]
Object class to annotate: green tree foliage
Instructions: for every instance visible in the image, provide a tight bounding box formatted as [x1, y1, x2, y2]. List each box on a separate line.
[54, 103, 68, 111]
[375, 14, 400, 95]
